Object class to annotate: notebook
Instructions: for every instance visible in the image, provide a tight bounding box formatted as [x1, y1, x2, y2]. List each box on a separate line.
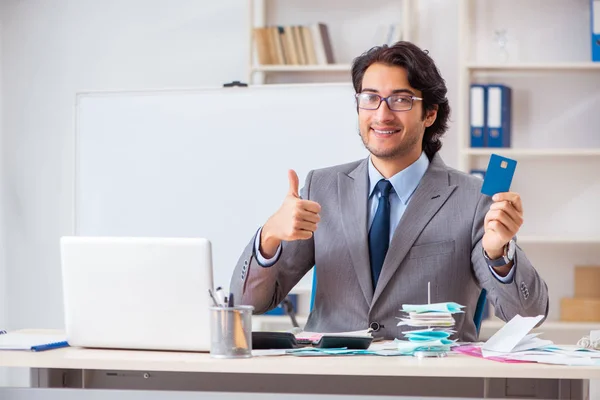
[0, 331, 69, 352]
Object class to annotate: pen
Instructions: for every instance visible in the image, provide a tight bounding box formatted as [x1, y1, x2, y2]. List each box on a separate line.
[228, 293, 235, 307]
[215, 286, 226, 306]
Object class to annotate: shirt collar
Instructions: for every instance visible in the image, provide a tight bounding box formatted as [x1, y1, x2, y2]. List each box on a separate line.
[368, 152, 430, 205]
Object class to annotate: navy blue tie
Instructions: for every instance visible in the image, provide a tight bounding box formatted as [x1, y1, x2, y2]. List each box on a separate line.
[369, 179, 393, 288]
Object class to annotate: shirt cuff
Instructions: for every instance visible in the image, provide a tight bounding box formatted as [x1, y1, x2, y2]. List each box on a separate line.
[488, 261, 516, 284]
[254, 226, 282, 267]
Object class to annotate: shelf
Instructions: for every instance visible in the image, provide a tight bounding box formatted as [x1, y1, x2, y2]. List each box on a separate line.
[462, 148, 600, 158]
[518, 236, 600, 245]
[252, 64, 351, 73]
[467, 62, 600, 72]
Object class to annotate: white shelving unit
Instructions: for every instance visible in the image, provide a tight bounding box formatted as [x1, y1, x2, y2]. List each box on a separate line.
[458, 0, 600, 339]
[248, 0, 416, 84]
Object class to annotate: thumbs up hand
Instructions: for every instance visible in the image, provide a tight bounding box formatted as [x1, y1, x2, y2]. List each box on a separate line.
[259, 170, 321, 258]
[287, 169, 301, 198]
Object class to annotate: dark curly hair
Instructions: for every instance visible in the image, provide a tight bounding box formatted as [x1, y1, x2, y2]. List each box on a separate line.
[351, 41, 451, 160]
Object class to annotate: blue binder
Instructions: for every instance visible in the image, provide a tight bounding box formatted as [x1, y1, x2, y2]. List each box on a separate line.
[592, 0, 600, 62]
[485, 84, 512, 148]
[469, 84, 487, 147]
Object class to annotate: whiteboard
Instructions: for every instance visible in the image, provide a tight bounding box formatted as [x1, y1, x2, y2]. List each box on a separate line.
[75, 83, 368, 291]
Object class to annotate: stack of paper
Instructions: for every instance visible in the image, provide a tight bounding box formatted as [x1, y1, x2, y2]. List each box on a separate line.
[393, 328, 456, 355]
[397, 302, 465, 327]
[393, 302, 464, 356]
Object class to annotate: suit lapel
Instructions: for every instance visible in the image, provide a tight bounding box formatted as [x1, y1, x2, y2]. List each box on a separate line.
[370, 154, 457, 309]
[338, 158, 373, 306]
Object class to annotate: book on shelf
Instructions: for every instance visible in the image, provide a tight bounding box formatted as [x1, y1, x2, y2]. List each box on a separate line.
[253, 23, 403, 67]
[253, 23, 335, 66]
[486, 84, 512, 148]
[469, 84, 487, 147]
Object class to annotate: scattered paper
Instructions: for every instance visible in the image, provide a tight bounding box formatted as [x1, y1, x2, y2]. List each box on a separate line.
[453, 345, 531, 363]
[481, 314, 546, 357]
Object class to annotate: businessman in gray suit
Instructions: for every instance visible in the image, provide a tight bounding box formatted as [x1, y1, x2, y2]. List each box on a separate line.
[230, 41, 549, 341]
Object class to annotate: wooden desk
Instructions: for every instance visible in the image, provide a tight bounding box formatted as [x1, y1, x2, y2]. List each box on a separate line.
[0, 345, 595, 399]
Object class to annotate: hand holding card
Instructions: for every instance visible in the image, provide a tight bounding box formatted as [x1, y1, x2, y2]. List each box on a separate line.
[481, 154, 524, 259]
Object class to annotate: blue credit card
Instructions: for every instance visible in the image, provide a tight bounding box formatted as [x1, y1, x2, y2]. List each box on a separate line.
[481, 154, 517, 197]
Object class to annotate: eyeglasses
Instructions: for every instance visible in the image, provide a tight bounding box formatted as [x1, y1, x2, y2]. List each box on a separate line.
[355, 92, 423, 112]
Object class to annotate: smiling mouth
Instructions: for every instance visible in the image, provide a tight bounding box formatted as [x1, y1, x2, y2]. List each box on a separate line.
[371, 128, 401, 135]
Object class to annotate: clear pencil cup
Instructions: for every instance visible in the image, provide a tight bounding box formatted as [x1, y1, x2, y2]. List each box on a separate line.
[209, 305, 254, 358]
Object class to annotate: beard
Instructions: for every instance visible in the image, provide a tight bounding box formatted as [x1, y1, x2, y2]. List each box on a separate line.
[359, 127, 421, 159]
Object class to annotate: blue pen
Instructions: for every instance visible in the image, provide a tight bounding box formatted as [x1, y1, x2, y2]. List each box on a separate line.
[228, 293, 234, 307]
[31, 341, 69, 352]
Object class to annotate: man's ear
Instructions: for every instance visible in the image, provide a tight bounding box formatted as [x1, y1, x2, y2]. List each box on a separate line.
[424, 104, 438, 128]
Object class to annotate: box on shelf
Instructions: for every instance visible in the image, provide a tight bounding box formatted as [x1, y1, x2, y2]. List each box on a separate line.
[560, 265, 600, 321]
[574, 265, 600, 298]
[560, 298, 600, 322]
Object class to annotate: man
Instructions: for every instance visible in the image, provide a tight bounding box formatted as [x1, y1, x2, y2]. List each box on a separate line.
[230, 41, 549, 341]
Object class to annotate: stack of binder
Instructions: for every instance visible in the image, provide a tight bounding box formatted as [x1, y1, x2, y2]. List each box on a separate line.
[470, 84, 512, 148]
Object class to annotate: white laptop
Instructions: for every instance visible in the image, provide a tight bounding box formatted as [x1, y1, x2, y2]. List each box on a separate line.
[60, 236, 214, 352]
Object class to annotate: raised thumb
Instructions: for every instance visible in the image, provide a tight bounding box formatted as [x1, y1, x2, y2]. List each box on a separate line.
[288, 169, 300, 198]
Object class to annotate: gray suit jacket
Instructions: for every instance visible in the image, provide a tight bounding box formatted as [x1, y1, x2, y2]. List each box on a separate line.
[230, 154, 549, 341]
